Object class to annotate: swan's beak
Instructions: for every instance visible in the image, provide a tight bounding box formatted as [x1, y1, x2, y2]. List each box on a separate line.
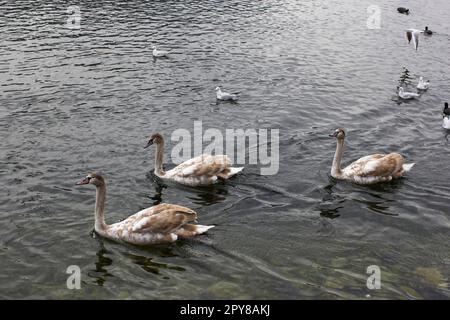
[76, 177, 90, 185]
[143, 140, 153, 149]
[329, 132, 338, 138]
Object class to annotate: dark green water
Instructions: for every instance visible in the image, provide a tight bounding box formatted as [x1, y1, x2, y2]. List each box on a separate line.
[0, 0, 449, 299]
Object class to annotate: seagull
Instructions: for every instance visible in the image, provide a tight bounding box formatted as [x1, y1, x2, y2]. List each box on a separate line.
[398, 87, 420, 100]
[406, 29, 424, 50]
[152, 45, 169, 58]
[424, 26, 433, 35]
[215, 87, 238, 101]
[397, 7, 410, 14]
[417, 77, 430, 90]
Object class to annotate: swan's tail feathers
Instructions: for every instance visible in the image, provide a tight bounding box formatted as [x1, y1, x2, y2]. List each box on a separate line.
[228, 166, 244, 177]
[217, 167, 244, 180]
[195, 225, 215, 234]
[403, 163, 415, 172]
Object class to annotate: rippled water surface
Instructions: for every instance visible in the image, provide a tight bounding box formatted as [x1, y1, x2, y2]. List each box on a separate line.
[1, 0, 449, 299]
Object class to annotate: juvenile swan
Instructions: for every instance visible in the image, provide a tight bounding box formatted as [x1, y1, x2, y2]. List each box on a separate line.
[75, 173, 214, 245]
[144, 133, 244, 186]
[329, 128, 415, 185]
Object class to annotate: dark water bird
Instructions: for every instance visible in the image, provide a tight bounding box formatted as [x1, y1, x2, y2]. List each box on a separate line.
[424, 26, 433, 35]
[444, 102, 450, 116]
[397, 7, 410, 14]
[443, 102, 450, 129]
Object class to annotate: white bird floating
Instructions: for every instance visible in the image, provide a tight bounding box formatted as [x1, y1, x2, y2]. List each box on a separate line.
[417, 77, 430, 90]
[443, 102, 450, 130]
[144, 133, 244, 187]
[75, 173, 214, 245]
[152, 45, 169, 57]
[215, 87, 238, 101]
[406, 29, 424, 50]
[329, 128, 415, 185]
[398, 87, 420, 100]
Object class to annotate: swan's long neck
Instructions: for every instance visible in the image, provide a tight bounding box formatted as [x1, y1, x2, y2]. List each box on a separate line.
[94, 185, 107, 232]
[331, 138, 345, 178]
[154, 141, 166, 176]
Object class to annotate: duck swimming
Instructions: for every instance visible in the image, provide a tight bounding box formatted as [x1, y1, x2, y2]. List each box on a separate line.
[424, 26, 433, 35]
[75, 173, 214, 245]
[397, 7, 410, 14]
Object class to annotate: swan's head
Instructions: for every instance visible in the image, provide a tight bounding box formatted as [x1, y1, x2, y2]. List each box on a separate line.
[399, 87, 404, 93]
[425, 26, 429, 31]
[329, 128, 346, 140]
[419, 76, 423, 81]
[76, 173, 105, 187]
[445, 102, 449, 110]
[144, 133, 164, 148]
[215, 87, 221, 92]
[152, 45, 156, 50]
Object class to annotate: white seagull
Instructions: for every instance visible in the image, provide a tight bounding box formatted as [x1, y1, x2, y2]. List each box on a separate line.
[398, 87, 420, 100]
[417, 77, 430, 90]
[406, 29, 424, 50]
[152, 45, 169, 57]
[215, 87, 238, 101]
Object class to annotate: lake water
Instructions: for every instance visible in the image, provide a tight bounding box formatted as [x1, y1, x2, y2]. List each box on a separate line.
[0, 0, 449, 299]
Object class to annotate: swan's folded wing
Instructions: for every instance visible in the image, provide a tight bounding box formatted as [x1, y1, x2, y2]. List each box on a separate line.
[352, 154, 403, 177]
[131, 204, 197, 234]
[178, 154, 231, 177]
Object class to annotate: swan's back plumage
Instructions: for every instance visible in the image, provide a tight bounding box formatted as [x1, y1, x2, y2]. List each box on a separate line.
[339, 153, 412, 184]
[106, 203, 213, 245]
[161, 154, 242, 186]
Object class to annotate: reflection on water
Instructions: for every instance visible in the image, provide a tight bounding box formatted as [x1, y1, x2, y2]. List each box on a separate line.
[89, 242, 114, 287]
[187, 185, 229, 206]
[317, 182, 343, 219]
[123, 251, 186, 276]
[148, 171, 230, 206]
[147, 178, 166, 205]
[88, 236, 187, 286]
